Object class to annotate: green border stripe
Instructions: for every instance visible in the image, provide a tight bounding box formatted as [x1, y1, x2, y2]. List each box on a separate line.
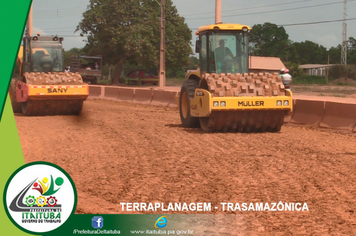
[0, 95, 34, 235]
[0, 0, 32, 122]
[0, 1, 34, 235]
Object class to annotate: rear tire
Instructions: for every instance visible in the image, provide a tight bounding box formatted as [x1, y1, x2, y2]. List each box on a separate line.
[21, 100, 35, 116]
[21, 100, 84, 116]
[10, 79, 22, 113]
[199, 117, 212, 132]
[71, 101, 84, 115]
[179, 80, 200, 128]
[270, 125, 282, 132]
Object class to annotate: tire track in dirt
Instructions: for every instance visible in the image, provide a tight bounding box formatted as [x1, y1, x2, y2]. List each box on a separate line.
[14, 99, 356, 235]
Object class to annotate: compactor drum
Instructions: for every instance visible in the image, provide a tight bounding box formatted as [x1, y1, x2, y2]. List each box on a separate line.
[10, 35, 88, 116]
[177, 23, 293, 132]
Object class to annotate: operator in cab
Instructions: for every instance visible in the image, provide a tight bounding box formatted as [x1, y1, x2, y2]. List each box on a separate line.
[215, 39, 235, 74]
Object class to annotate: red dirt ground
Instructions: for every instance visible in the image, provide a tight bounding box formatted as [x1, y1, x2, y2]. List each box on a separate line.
[14, 100, 356, 235]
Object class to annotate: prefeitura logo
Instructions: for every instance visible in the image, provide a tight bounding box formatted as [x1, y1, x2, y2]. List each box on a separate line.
[3, 162, 77, 234]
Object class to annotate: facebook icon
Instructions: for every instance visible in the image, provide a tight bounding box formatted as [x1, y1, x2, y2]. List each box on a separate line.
[91, 216, 104, 229]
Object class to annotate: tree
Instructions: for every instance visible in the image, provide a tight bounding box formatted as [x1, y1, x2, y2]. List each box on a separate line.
[328, 45, 341, 64]
[187, 56, 199, 70]
[347, 37, 356, 64]
[249, 22, 290, 59]
[284, 62, 303, 78]
[326, 37, 356, 65]
[293, 41, 328, 64]
[63, 47, 86, 67]
[165, 55, 199, 78]
[76, 0, 192, 84]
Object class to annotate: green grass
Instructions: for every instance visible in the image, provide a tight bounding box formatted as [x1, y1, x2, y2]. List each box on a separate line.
[292, 75, 328, 85]
[333, 94, 347, 97]
[97, 78, 112, 85]
[335, 81, 356, 86]
[166, 77, 185, 86]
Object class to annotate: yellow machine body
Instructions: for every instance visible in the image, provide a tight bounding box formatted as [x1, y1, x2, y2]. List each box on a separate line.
[26, 84, 88, 97]
[10, 35, 89, 116]
[189, 89, 292, 117]
[178, 23, 292, 132]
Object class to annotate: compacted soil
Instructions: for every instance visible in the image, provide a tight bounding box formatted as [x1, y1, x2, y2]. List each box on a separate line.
[14, 99, 356, 235]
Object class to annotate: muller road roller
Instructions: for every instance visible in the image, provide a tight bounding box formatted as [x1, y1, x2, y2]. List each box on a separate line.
[177, 23, 293, 132]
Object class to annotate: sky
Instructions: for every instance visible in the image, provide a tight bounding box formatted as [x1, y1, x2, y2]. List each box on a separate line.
[31, 0, 356, 52]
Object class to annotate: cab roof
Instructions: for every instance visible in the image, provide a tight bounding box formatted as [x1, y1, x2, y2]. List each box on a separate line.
[196, 23, 251, 35]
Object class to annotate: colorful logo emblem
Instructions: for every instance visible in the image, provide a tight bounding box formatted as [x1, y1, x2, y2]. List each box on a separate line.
[155, 216, 167, 228]
[3, 162, 77, 234]
[92, 216, 104, 229]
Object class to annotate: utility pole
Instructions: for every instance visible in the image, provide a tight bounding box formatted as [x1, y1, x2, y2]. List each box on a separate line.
[341, 0, 347, 65]
[159, 0, 166, 87]
[326, 55, 330, 84]
[26, 3, 33, 37]
[215, 0, 222, 24]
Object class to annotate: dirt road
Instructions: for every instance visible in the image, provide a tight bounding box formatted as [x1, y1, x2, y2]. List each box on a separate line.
[15, 99, 356, 235]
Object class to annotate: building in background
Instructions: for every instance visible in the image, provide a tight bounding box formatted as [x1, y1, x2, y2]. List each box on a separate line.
[249, 56, 285, 74]
[299, 64, 334, 76]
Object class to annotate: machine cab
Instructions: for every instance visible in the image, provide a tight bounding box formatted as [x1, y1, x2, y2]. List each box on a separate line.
[196, 24, 250, 75]
[22, 35, 64, 74]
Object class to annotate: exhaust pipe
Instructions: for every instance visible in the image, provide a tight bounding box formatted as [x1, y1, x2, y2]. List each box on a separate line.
[215, 0, 222, 24]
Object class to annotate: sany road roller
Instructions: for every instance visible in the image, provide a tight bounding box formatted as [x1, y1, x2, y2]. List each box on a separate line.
[9, 34, 88, 116]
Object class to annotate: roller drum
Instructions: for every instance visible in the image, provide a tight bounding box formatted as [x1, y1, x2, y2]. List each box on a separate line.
[20, 72, 87, 116]
[198, 72, 287, 132]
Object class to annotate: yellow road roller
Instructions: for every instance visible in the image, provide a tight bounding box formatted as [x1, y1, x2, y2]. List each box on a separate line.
[177, 23, 293, 132]
[9, 34, 88, 116]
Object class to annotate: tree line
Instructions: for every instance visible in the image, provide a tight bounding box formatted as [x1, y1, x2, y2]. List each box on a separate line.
[66, 1, 355, 82]
[72, 0, 192, 84]
[249, 22, 356, 66]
